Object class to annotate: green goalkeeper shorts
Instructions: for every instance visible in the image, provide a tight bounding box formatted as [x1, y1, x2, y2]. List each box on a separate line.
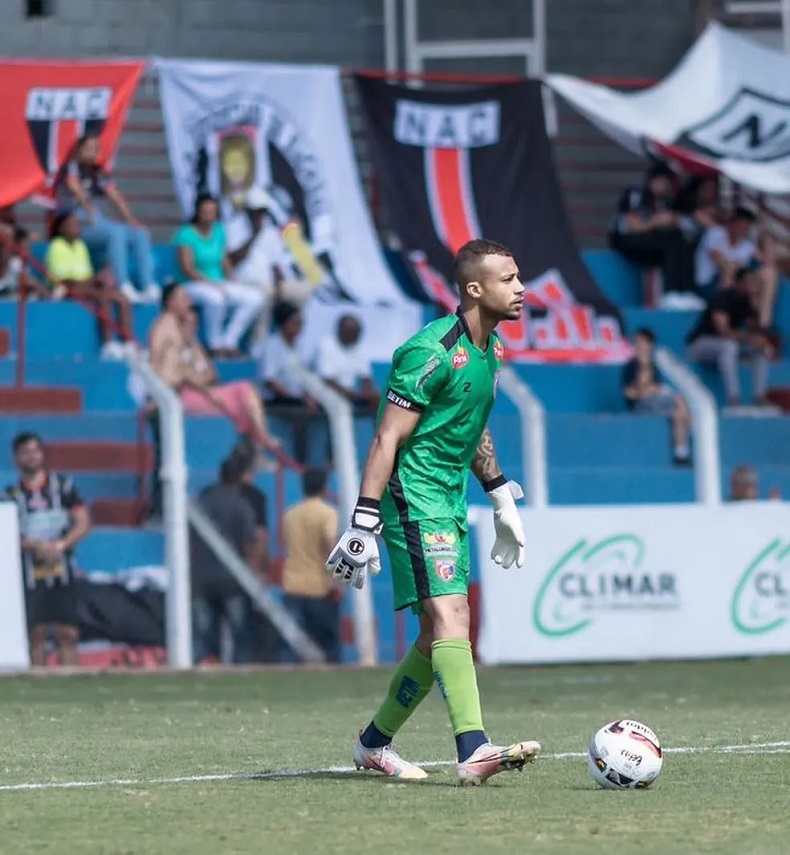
[381, 518, 470, 613]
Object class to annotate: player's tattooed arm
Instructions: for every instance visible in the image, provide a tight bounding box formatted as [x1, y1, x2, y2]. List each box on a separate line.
[471, 427, 503, 485]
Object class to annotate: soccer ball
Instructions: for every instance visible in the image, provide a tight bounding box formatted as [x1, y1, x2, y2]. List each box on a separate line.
[587, 719, 663, 790]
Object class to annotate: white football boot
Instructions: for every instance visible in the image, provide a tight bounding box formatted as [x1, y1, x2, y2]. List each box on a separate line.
[456, 740, 541, 787]
[353, 734, 428, 780]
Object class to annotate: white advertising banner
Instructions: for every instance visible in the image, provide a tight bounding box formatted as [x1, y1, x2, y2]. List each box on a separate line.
[156, 58, 416, 309]
[547, 23, 790, 194]
[475, 503, 790, 664]
[0, 502, 31, 670]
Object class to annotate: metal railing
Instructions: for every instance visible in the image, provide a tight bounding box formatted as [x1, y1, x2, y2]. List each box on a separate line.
[497, 365, 548, 508]
[655, 347, 721, 506]
[125, 353, 192, 668]
[294, 365, 378, 666]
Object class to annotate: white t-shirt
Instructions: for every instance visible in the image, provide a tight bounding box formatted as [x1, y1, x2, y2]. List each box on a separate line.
[695, 225, 756, 285]
[316, 335, 372, 392]
[226, 218, 288, 287]
[259, 333, 306, 399]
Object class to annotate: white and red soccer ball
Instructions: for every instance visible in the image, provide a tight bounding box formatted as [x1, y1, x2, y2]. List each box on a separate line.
[587, 719, 663, 790]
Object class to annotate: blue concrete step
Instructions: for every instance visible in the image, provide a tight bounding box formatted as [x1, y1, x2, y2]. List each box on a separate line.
[513, 364, 627, 413]
[549, 466, 695, 504]
[548, 414, 674, 466]
[0, 470, 139, 501]
[0, 413, 139, 450]
[622, 308, 699, 356]
[719, 416, 790, 466]
[77, 527, 164, 572]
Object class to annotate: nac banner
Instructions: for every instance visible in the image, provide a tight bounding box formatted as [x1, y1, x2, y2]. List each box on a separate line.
[474, 503, 790, 664]
[157, 59, 413, 309]
[0, 60, 144, 208]
[0, 502, 31, 670]
[355, 76, 628, 363]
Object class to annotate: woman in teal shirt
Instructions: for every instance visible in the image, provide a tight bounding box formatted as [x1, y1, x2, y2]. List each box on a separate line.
[174, 194, 264, 356]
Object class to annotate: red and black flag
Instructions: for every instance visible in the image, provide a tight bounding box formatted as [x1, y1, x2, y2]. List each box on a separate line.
[355, 77, 628, 363]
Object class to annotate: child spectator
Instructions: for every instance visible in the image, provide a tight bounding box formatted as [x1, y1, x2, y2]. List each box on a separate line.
[45, 211, 133, 360]
[622, 328, 691, 466]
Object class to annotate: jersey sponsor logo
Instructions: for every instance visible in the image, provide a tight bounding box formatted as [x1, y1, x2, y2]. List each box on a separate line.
[416, 355, 441, 391]
[493, 340, 505, 361]
[386, 389, 415, 410]
[451, 347, 469, 369]
[434, 559, 457, 582]
[423, 531, 456, 546]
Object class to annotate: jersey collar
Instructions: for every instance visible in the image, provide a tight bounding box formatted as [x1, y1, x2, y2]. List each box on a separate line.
[456, 308, 490, 354]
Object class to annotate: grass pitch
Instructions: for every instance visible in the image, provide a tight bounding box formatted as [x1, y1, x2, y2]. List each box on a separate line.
[0, 658, 788, 855]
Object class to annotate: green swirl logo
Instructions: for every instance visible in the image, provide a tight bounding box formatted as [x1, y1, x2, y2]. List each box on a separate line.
[731, 539, 790, 635]
[534, 534, 651, 637]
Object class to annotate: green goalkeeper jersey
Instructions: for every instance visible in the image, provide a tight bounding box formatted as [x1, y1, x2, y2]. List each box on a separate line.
[379, 310, 504, 529]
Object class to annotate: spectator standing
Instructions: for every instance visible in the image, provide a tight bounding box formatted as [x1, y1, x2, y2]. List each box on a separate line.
[609, 163, 697, 296]
[316, 314, 380, 414]
[622, 328, 691, 465]
[687, 268, 774, 408]
[189, 456, 259, 664]
[4, 433, 90, 666]
[227, 187, 314, 348]
[174, 194, 264, 358]
[54, 133, 159, 304]
[148, 285, 279, 451]
[281, 468, 343, 663]
[45, 211, 134, 360]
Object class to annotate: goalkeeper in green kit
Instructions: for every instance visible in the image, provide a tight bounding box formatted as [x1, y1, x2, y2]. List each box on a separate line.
[326, 239, 541, 785]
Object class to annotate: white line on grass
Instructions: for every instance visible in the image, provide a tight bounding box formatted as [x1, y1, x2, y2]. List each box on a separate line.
[1, 740, 788, 794]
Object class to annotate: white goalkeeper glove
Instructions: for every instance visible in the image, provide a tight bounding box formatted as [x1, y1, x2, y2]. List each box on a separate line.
[325, 498, 382, 590]
[485, 477, 526, 569]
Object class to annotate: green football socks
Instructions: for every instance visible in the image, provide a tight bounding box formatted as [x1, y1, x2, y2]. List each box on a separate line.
[431, 639, 486, 749]
[364, 645, 435, 744]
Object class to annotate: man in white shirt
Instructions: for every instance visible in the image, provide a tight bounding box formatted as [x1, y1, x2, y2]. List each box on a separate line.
[259, 302, 324, 464]
[227, 187, 315, 346]
[316, 315, 379, 413]
[695, 207, 758, 296]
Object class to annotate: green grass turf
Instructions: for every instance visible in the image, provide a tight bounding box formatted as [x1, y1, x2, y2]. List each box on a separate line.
[0, 659, 788, 855]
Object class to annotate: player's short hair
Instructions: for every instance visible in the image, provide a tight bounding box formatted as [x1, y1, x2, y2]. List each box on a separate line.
[12, 431, 43, 453]
[303, 468, 327, 497]
[634, 327, 655, 344]
[454, 239, 514, 291]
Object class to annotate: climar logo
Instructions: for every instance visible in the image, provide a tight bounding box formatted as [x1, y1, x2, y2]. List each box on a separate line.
[731, 539, 790, 635]
[533, 535, 679, 637]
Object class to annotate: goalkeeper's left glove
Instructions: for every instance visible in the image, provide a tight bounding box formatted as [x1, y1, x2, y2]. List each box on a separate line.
[484, 476, 526, 569]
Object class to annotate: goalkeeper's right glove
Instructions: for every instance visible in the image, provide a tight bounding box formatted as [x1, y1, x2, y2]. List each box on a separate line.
[325, 498, 382, 590]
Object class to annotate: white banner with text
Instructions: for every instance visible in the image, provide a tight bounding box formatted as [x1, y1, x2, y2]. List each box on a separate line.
[0, 502, 31, 670]
[474, 503, 790, 664]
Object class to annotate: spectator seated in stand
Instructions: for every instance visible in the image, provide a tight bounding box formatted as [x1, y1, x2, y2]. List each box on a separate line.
[609, 163, 697, 303]
[728, 464, 759, 501]
[260, 301, 326, 465]
[674, 175, 723, 233]
[227, 187, 315, 351]
[174, 193, 264, 359]
[315, 314, 379, 414]
[4, 432, 91, 667]
[622, 328, 692, 466]
[687, 267, 775, 411]
[148, 284, 279, 452]
[45, 211, 134, 361]
[54, 133, 159, 305]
